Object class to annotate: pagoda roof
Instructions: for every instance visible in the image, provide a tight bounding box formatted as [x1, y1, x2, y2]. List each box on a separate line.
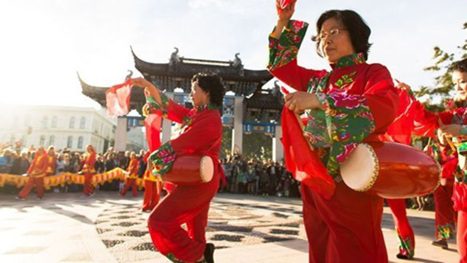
[79, 49, 281, 114]
[132, 47, 272, 96]
[246, 81, 284, 110]
[132, 47, 271, 81]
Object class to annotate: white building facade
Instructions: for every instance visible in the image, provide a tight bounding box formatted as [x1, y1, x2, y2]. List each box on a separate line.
[0, 105, 116, 153]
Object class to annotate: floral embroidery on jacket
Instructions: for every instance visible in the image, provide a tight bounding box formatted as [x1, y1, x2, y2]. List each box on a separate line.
[305, 55, 375, 177]
[334, 71, 357, 88]
[268, 20, 377, 180]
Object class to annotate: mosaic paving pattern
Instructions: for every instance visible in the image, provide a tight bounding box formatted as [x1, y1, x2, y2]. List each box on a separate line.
[95, 199, 306, 262]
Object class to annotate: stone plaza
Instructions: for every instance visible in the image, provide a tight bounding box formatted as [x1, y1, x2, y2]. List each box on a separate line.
[0, 192, 460, 263]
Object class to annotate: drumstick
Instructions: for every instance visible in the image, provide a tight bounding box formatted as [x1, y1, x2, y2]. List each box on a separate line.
[445, 136, 457, 152]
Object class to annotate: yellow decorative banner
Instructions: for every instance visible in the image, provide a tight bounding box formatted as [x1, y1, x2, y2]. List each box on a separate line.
[0, 168, 133, 189]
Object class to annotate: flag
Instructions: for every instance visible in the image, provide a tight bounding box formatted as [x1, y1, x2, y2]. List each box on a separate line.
[105, 79, 133, 117]
[281, 108, 336, 199]
[279, 86, 335, 199]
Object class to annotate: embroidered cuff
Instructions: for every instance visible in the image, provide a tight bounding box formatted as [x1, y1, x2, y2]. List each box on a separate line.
[457, 141, 467, 153]
[149, 142, 176, 176]
[145, 93, 170, 117]
[267, 20, 308, 71]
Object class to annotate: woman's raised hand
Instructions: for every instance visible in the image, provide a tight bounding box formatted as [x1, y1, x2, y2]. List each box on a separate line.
[131, 77, 161, 103]
[276, 0, 296, 22]
[271, 0, 296, 39]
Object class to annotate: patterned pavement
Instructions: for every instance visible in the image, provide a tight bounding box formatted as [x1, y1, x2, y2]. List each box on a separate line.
[0, 191, 461, 263]
[94, 196, 305, 262]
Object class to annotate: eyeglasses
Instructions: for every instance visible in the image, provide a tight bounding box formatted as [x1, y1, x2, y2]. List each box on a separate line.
[313, 28, 347, 42]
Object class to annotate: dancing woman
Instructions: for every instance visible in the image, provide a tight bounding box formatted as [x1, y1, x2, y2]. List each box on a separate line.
[268, 2, 399, 262]
[132, 73, 224, 263]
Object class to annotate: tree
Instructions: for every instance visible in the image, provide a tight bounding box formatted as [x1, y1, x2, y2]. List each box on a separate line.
[414, 22, 466, 110]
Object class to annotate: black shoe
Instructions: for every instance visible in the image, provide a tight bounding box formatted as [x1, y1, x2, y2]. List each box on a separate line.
[396, 253, 412, 260]
[204, 243, 215, 263]
[431, 239, 448, 249]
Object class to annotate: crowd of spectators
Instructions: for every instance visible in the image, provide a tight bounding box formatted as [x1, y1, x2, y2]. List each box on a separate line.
[0, 143, 301, 198]
[0, 143, 145, 175]
[0, 142, 148, 192]
[220, 154, 301, 198]
[0, 142, 436, 206]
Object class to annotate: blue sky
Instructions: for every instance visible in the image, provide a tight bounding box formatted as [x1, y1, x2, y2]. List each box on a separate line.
[0, 0, 465, 108]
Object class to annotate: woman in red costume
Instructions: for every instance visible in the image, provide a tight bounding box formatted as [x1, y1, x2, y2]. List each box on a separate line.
[142, 151, 162, 212]
[426, 131, 457, 249]
[268, 2, 399, 262]
[390, 82, 458, 252]
[383, 90, 417, 259]
[131, 73, 224, 263]
[396, 59, 467, 262]
[81, 144, 97, 196]
[437, 58, 467, 263]
[17, 147, 48, 200]
[120, 151, 139, 197]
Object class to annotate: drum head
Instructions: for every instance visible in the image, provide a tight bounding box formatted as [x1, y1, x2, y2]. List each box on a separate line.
[200, 156, 214, 183]
[340, 143, 379, 192]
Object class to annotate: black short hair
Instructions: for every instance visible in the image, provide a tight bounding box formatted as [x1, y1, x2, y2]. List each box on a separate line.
[191, 73, 225, 107]
[451, 58, 467, 73]
[314, 10, 372, 60]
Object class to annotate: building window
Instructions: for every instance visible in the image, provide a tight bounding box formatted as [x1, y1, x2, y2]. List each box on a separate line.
[42, 116, 48, 129]
[49, 135, 55, 146]
[51, 116, 57, 128]
[77, 136, 84, 149]
[69, 117, 75, 129]
[39, 135, 46, 146]
[79, 116, 86, 129]
[67, 136, 73, 148]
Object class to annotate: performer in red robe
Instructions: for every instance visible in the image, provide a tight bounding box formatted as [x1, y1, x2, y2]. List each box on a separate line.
[142, 113, 163, 212]
[120, 152, 139, 197]
[142, 151, 162, 212]
[389, 82, 458, 250]
[81, 145, 97, 196]
[395, 58, 466, 262]
[142, 168, 162, 212]
[17, 147, 48, 199]
[384, 89, 416, 259]
[131, 73, 224, 263]
[45, 146, 57, 176]
[269, 3, 399, 262]
[437, 58, 467, 263]
[425, 135, 457, 249]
